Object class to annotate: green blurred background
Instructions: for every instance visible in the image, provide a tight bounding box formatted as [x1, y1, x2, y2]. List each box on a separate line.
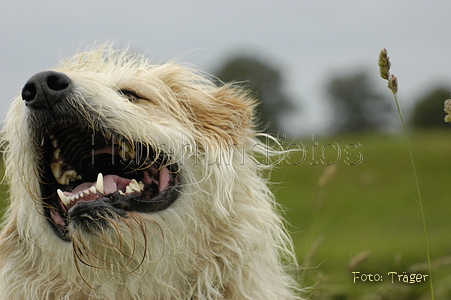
[270, 130, 451, 299]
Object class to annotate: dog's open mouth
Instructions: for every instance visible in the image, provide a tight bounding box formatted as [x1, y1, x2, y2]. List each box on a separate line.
[41, 125, 180, 240]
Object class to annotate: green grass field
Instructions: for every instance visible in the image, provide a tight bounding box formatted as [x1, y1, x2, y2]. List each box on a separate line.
[271, 130, 451, 299]
[0, 130, 450, 299]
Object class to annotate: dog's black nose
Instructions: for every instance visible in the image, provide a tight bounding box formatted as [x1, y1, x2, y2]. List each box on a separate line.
[22, 71, 71, 109]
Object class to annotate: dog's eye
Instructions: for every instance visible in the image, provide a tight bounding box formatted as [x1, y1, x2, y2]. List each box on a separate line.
[119, 90, 140, 102]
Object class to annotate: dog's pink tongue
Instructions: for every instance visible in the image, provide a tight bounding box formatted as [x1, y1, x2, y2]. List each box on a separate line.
[70, 175, 131, 196]
[159, 167, 171, 193]
[101, 175, 131, 194]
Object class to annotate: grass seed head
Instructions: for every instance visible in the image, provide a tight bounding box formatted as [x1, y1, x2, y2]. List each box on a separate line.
[378, 48, 391, 80]
[388, 74, 398, 94]
[379, 49, 398, 94]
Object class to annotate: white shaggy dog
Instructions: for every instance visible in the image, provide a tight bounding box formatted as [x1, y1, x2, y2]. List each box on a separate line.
[0, 46, 301, 299]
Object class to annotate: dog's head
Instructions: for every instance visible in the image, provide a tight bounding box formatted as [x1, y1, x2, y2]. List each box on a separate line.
[1, 47, 298, 298]
[23, 70, 184, 241]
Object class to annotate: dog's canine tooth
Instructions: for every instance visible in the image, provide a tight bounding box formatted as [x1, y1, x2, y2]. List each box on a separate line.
[116, 139, 126, 160]
[120, 142, 136, 161]
[118, 145, 136, 161]
[120, 143, 131, 161]
[127, 148, 136, 160]
[57, 189, 69, 207]
[119, 148, 127, 161]
[96, 173, 104, 194]
[121, 142, 130, 153]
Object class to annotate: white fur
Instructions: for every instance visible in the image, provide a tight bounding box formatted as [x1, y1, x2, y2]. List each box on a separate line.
[0, 46, 301, 299]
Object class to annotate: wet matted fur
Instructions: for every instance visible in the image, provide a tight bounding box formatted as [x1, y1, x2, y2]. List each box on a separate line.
[0, 46, 301, 299]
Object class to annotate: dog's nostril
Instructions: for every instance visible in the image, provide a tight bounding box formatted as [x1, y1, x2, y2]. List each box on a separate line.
[21, 83, 37, 102]
[22, 71, 71, 109]
[47, 74, 70, 91]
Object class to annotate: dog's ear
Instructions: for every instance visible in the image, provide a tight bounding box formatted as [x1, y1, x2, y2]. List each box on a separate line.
[188, 85, 255, 145]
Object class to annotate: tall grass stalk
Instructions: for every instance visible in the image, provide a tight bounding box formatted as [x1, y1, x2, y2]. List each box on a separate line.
[378, 49, 434, 300]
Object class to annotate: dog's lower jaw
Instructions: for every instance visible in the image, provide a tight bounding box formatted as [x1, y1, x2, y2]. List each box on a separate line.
[46, 185, 180, 241]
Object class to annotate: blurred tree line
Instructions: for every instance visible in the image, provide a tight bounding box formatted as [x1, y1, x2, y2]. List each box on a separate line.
[214, 54, 450, 136]
[215, 56, 295, 134]
[410, 87, 450, 128]
[325, 70, 394, 134]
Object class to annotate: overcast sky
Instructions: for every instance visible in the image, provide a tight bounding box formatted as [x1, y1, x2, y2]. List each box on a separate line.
[2, 0, 451, 136]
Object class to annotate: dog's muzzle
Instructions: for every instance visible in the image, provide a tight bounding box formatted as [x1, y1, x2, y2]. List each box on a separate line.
[21, 71, 181, 241]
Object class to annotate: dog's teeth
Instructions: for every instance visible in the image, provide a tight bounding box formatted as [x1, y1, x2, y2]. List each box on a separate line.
[58, 170, 78, 185]
[52, 139, 58, 148]
[119, 190, 125, 195]
[130, 179, 140, 191]
[67, 170, 77, 180]
[84, 190, 90, 195]
[96, 173, 104, 194]
[139, 181, 145, 190]
[119, 149, 127, 161]
[127, 148, 136, 160]
[52, 163, 80, 185]
[57, 189, 69, 207]
[120, 143, 130, 161]
[90, 186, 97, 194]
[125, 185, 133, 194]
[51, 161, 63, 180]
[120, 142, 136, 161]
[53, 148, 60, 160]
[79, 192, 84, 198]
[122, 143, 130, 153]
